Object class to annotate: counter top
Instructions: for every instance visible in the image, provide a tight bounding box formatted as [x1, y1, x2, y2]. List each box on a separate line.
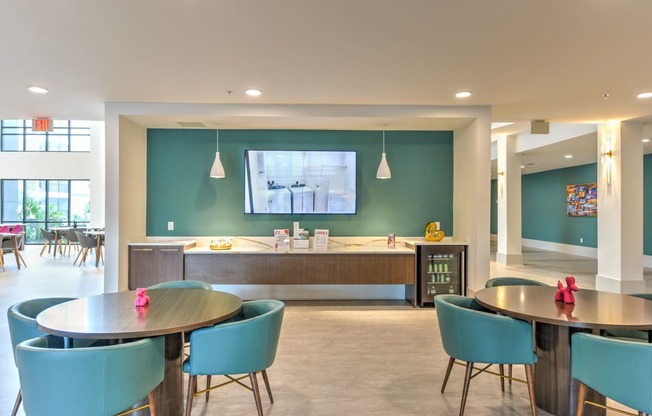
[185, 245, 415, 255]
[403, 237, 468, 246]
[128, 238, 197, 246]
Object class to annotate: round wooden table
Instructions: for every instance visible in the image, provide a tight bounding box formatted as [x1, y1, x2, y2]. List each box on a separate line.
[37, 288, 243, 416]
[476, 286, 652, 416]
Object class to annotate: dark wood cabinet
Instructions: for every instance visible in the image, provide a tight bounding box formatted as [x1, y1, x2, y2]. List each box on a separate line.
[128, 244, 194, 289]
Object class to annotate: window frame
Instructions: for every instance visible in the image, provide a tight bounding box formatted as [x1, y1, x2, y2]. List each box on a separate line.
[0, 120, 91, 152]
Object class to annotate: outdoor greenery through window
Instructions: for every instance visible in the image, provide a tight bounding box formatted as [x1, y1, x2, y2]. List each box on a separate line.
[1, 179, 91, 244]
[1, 119, 91, 152]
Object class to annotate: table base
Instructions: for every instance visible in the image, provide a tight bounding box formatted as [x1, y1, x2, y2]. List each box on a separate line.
[133, 333, 184, 416]
[535, 323, 605, 416]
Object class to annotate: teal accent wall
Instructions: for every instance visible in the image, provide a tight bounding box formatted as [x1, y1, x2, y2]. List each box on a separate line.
[522, 163, 597, 247]
[490, 179, 497, 234]
[644, 154, 652, 255]
[147, 129, 454, 237]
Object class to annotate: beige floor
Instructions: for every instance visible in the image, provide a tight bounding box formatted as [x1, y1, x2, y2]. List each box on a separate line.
[0, 245, 646, 415]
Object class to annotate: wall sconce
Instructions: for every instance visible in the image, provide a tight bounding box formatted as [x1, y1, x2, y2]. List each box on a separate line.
[601, 136, 613, 185]
[210, 129, 225, 179]
[497, 170, 505, 199]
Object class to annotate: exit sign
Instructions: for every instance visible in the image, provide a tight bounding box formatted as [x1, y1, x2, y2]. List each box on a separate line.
[32, 118, 53, 132]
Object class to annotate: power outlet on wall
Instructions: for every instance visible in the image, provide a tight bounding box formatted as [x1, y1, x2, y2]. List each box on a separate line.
[580, 237, 583, 243]
[168, 221, 174, 231]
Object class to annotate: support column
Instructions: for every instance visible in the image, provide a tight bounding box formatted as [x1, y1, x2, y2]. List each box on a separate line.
[496, 134, 523, 265]
[596, 121, 645, 293]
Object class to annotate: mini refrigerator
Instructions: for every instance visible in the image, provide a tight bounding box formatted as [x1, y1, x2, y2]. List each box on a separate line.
[416, 245, 466, 307]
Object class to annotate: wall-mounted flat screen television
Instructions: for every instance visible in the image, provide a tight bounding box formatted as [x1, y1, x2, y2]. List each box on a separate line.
[245, 150, 356, 214]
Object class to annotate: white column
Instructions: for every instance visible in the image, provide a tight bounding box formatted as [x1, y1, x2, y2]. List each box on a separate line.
[596, 121, 645, 293]
[496, 134, 523, 265]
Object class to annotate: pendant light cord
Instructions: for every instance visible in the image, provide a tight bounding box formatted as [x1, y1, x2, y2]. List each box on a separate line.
[216, 129, 219, 152]
[382, 131, 386, 153]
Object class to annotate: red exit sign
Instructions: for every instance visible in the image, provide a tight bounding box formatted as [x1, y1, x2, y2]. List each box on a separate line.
[32, 118, 53, 132]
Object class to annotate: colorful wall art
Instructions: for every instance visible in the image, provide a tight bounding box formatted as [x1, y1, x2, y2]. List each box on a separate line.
[566, 183, 597, 217]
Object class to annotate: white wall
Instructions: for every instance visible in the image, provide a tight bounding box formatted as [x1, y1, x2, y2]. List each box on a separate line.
[0, 121, 105, 227]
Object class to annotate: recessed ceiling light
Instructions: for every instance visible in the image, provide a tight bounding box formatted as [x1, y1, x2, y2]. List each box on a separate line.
[455, 91, 471, 98]
[643, 138, 650, 143]
[565, 154, 573, 159]
[245, 89, 262, 97]
[28, 86, 48, 94]
[520, 165, 525, 169]
[637, 92, 652, 99]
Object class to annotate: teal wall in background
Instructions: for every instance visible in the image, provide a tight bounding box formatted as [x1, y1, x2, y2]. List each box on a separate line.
[147, 129, 454, 237]
[490, 179, 497, 234]
[522, 163, 597, 247]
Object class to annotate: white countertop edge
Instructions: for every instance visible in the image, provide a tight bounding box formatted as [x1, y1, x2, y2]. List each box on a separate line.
[185, 246, 415, 255]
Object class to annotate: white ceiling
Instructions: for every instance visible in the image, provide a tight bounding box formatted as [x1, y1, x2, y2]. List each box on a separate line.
[3, 0, 652, 172]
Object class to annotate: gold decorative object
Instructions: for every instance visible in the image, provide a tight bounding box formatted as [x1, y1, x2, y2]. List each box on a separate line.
[425, 222, 445, 241]
[209, 238, 232, 250]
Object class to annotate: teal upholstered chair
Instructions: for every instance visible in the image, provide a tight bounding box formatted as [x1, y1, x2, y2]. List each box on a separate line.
[16, 335, 165, 416]
[605, 293, 652, 341]
[485, 277, 548, 288]
[148, 280, 213, 290]
[183, 300, 285, 416]
[572, 333, 652, 416]
[7, 297, 76, 416]
[435, 294, 538, 416]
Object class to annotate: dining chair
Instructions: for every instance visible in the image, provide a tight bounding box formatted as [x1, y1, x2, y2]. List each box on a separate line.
[75, 231, 99, 266]
[16, 335, 165, 416]
[148, 280, 214, 290]
[61, 228, 82, 257]
[1, 233, 27, 269]
[604, 293, 652, 342]
[39, 228, 62, 257]
[183, 299, 285, 416]
[435, 294, 538, 416]
[485, 277, 548, 288]
[572, 332, 652, 416]
[7, 297, 76, 416]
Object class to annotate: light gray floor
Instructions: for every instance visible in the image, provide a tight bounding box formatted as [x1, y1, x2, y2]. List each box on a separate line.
[0, 244, 642, 415]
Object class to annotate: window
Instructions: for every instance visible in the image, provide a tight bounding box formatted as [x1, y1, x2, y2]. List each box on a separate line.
[1, 179, 91, 244]
[0, 119, 91, 152]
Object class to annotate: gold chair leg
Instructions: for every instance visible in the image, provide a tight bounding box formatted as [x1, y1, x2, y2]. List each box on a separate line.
[499, 364, 505, 392]
[40, 241, 49, 256]
[576, 380, 587, 416]
[250, 372, 264, 416]
[73, 248, 83, 265]
[525, 364, 537, 416]
[185, 375, 197, 416]
[0, 248, 5, 272]
[11, 388, 21, 416]
[459, 361, 474, 416]
[206, 375, 211, 402]
[441, 356, 455, 393]
[261, 369, 274, 403]
[148, 390, 157, 416]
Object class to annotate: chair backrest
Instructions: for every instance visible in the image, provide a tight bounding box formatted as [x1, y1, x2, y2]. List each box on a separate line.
[434, 294, 537, 365]
[572, 333, 652, 414]
[7, 298, 76, 364]
[63, 228, 84, 243]
[40, 228, 56, 242]
[76, 231, 98, 249]
[16, 335, 165, 416]
[148, 280, 213, 290]
[187, 299, 285, 375]
[485, 277, 548, 288]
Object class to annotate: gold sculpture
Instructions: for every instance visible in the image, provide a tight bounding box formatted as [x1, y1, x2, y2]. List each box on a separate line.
[425, 222, 445, 241]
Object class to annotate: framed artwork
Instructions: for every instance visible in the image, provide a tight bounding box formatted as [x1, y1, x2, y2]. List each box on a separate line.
[566, 183, 597, 217]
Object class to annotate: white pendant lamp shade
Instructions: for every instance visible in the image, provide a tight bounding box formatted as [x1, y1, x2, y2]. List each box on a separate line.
[376, 131, 391, 179]
[210, 130, 225, 178]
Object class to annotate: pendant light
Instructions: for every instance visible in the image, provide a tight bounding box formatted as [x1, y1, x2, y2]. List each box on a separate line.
[376, 130, 391, 179]
[210, 129, 225, 178]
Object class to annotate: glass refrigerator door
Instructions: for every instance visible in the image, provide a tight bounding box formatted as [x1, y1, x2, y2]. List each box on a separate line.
[418, 246, 465, 306]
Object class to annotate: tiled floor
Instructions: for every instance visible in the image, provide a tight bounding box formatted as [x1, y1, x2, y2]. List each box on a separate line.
[0, 245, 645, 415]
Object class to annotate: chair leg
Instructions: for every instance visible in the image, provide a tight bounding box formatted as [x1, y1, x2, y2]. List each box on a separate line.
[441, 356, 455, 393]
[499, 364, 505, 392]
[524, 364, 537, 416]
[206, 375, 211, 402]
[509, 364, 513, 385]
[40, 241, 49, 256]
[459, 361, 474, 416]
[148, 390, 157, 416]
[261, 369, 274, 403]
[576, 380, 588, 416]
[0, 248, 5, 272]
[11, 389, 21, 416]
[185, 375, 197, 416]
[249, 372, 264, 416]
[73, 248, 83, 265]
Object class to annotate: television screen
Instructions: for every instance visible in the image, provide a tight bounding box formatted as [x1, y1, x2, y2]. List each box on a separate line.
[245, 150, 356, 214]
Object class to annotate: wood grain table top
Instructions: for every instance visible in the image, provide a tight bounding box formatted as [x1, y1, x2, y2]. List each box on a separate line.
[37, 289, 243, 339]
[475, 286, 652, 330]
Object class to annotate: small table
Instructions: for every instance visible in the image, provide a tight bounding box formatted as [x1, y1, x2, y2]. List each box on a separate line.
[475, 286, 652, 416]
[37, 289, 243, 416]
[0, 233, 27, 269]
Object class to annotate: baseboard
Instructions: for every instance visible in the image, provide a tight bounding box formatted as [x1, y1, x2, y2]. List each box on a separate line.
[521, 238, 598, 258]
